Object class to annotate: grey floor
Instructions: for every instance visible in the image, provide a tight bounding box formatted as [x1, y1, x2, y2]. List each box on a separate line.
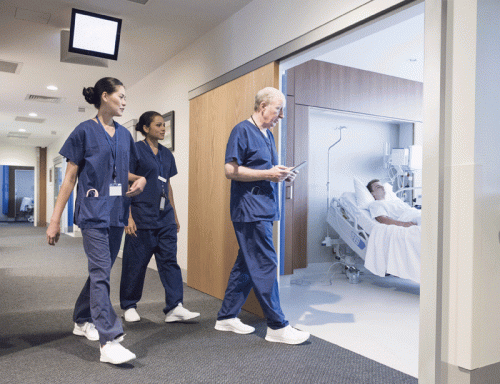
[0, 224, 417, 384]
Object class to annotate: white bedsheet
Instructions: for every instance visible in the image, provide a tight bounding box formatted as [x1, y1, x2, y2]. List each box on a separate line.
[364, 223, 421, 283]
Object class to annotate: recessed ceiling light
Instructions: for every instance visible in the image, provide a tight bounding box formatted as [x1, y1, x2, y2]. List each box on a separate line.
[19, 128, 26, 132]
[29, 112, 38, 117]
[47, 85, 58, 91]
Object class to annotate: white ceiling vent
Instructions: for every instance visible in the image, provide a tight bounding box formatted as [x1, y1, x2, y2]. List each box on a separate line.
[78, 107, 86, 113]
[15, 116, 45, 123]
[126, 0, 149, 4]
[0, 60, 22, 74]
[7, 132, 31, 139]
[25, 94, 63, 103]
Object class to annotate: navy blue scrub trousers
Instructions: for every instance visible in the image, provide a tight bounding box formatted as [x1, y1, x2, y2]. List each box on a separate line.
[120, 224, 183, 314]
[217, 221, 289, 330]
[74, 227, 124, 345]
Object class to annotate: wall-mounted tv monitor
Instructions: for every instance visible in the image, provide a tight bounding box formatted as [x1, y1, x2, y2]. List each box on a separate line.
[68, 8, 122, 61]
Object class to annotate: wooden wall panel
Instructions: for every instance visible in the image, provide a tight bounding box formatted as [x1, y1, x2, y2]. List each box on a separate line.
[188, 62, 279, 317]
[295, 60, 423, 122]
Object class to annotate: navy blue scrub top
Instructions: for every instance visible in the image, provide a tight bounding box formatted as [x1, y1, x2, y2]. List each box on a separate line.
[129, 141, 177, 229]
[59, 119, 138, 229]
[225, 120, 280, 222]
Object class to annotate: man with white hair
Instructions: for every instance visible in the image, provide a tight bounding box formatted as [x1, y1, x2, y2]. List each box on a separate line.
[214, 87, 310, 345]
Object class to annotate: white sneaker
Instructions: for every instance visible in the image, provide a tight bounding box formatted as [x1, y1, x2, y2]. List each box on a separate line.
[73, 322, 99, 341]
[165, 303, 200, 322]
[123, 308, 141, 322]
[214, 318, 255, 334]
[100, 340, 136, 365]
[265, 325, 310, 345]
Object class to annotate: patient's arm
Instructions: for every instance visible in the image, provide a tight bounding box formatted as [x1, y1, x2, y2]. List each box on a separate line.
[375, 215, 415, 227]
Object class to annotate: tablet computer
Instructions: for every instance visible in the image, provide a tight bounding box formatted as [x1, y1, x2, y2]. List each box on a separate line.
[290, 161, 307, 173]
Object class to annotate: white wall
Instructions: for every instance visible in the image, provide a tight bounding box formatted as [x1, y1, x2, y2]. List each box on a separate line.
[473, 0, 500, 369]
[307, 109, 400, 263]
[0, 144, 37, 165]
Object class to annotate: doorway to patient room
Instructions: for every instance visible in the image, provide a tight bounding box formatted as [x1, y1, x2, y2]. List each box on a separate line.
[0, 165, 35, 224]
[278, 1, 424, 378]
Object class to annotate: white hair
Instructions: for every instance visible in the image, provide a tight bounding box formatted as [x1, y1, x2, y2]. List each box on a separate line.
[254, 87, 285, 111]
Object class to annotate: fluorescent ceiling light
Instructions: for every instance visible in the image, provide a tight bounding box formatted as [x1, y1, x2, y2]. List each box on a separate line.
[29, 112, 38, 117]
[19, 128, 27, 132]
[47, 85, 58, 91]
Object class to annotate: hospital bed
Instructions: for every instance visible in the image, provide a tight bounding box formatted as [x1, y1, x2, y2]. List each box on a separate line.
[326, 187, 421, 283]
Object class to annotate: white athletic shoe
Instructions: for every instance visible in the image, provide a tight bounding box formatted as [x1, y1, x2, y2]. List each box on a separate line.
[165, 303, 200, 322]
[214, 318, 255, 334]
[123, 308, 141, 322]
[265, 325, 310, 345]
[73, 322, 99, 341]
[100, 340, 136, 365]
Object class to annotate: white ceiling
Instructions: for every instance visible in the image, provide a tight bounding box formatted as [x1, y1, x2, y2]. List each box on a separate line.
[315, 11, 424, 83]
[0, 0, 424, 149]
[0, 0, 254, 148]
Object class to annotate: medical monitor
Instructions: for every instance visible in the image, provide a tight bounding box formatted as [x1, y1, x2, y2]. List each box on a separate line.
[68, 8, 122, 61]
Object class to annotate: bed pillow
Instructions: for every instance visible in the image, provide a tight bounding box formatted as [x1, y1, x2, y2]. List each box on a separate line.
[353, 177, 375, 209]
[383, 182, 399, 201]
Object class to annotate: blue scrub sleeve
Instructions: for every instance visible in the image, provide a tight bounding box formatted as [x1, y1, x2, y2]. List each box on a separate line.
[128, 133, 140, 174]
[168, 154, 178, 178]
[60, 127, 85, 167]
[225, 126, 246, 165]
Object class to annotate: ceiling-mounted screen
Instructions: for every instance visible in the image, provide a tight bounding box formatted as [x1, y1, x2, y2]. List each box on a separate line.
[68, 8, 122, 61]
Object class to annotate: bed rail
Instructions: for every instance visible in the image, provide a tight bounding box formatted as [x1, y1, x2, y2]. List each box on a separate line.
[327, 197, 369, 260]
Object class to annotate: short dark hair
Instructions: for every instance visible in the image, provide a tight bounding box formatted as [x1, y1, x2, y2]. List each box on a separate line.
[82, 77, 124, 109]
[366, 179, 380, 193]
[135, 111, 162, 137]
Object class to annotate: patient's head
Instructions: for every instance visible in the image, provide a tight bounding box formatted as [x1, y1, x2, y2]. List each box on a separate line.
[367, 179, 385, 200]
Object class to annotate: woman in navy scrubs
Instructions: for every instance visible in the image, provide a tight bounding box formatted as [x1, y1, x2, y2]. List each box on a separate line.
[46, 77, 146, 365]
[120, 111, 199, 323]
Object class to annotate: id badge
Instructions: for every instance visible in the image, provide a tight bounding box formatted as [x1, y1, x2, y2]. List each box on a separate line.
[159, 195, 166, 211]
[109, 183, 122, 196]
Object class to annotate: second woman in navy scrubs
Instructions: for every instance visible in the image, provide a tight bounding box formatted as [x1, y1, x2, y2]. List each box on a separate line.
[46, 77, 146, 365]
[120, 111, 200, 323]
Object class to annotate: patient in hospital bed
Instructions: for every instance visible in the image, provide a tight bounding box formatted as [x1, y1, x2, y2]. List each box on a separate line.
[366, 179, 421, 227]
[362, 179, 421, 282]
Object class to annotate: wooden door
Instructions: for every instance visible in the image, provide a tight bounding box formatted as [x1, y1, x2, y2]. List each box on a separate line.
[187, 62, 279, 317]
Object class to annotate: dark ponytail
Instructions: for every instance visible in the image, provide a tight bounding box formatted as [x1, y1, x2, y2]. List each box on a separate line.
[135, 111, 162, 137]
[82, 77, 123, 109]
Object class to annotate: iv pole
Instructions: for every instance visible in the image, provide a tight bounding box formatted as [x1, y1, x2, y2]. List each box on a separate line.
[324, 126, 347, 245]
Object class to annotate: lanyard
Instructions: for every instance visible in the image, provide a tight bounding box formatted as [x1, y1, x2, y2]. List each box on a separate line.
[96, 116, 118, 181]
[144, 141, 166, 195]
